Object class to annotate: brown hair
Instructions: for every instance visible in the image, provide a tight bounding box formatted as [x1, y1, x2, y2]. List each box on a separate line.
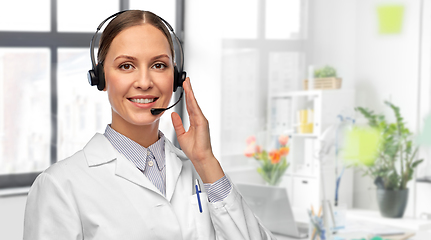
[97, 10, 175, 64]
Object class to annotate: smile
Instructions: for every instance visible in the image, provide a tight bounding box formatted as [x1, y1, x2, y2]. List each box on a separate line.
[129, 98, 157, 104]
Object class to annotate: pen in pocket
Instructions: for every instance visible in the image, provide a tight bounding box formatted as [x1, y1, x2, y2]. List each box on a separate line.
[195, 179, 203, 213]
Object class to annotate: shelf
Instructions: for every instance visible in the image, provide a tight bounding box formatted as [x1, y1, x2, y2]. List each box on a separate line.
[270, 89, 347, 99]
[285, 172, 318, 179]
[271, 133, 319, 138]
[0, 187, 30, 197]
[417, 178, 431, 183]
[268, 88, 356, 209]
[270, 90, 319, 98]
[291, 133, 319, 138]
[270, 132, 319, 138]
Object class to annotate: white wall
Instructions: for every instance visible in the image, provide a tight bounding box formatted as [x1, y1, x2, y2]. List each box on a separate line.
[307, 0, 358, 91]
[310, 0, 424, 216]
[0, 195, 26, 240]
[183, 0, 222, 162]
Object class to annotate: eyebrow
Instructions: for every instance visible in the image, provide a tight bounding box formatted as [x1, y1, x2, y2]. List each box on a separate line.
[114, 55, 137, 61]
[114, 54, 171, 62]
[150, 54, 171, 62]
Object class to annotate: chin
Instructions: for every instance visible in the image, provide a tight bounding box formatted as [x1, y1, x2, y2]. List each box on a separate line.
[132, 114, 162, 126]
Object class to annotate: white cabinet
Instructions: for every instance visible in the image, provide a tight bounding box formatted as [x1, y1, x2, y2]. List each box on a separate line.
[268, 89, 355, 210]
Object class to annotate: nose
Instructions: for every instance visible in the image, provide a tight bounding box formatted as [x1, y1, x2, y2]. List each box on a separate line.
[133, 69, 153, 90]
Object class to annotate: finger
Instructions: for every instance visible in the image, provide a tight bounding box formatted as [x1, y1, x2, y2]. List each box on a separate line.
[183, 78, 198, 127]
[183, 78, 194, 120]
[183, 78, 204, 120]
[171, 112, 186, 137]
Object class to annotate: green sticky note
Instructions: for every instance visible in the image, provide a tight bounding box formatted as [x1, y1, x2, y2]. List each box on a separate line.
[342, 127, 382, 166]
[377, 5, 404, 34]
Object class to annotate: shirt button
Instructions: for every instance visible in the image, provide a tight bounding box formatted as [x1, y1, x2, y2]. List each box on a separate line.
[148, 161, 154, 167]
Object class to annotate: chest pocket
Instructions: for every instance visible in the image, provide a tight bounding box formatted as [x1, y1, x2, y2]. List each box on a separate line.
[189, 192, 216, 239]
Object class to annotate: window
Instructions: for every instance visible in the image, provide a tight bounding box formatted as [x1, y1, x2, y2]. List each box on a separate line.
[220, 0, 308, 162]
[0, 0, 183, 189]
[0, 48, 51, 174]
[183, 0, 308, 170]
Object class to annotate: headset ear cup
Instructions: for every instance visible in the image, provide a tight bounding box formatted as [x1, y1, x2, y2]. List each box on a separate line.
[96, 64, 105, 91]
[173, 66, 187, 92]
[87, 69, 97, 86]
[180, 71, 186, 88]
[173, 66, 180, 92]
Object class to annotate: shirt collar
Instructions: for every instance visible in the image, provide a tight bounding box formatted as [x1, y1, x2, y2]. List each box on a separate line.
[103, 125, 165, 172]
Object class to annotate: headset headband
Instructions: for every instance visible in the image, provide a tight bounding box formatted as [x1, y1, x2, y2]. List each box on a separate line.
[89, 10, 185, 75]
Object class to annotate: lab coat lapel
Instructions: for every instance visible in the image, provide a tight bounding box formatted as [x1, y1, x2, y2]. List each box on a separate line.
[115, 153, 162, 196]
[165, 139, 188, 202]
[83, 133, 162, 196]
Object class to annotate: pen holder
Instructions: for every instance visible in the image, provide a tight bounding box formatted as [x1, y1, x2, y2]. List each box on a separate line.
[308, 215, 327, 240]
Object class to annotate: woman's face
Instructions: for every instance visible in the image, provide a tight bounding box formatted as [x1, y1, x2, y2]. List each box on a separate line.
[104, 24, 174, 129]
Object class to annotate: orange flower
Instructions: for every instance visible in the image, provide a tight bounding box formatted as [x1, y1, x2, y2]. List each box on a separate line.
[255, 145, 262, 153]
[269, 150, 281, 164]
[278, 135, 289, 146]
[279, 146, 290, 156]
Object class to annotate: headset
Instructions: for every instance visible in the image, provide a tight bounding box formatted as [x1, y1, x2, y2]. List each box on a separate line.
[87, 10, 187, 115]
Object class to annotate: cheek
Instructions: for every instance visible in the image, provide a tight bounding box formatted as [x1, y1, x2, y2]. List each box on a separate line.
[105, 69, 129, 91]
[165, 78, 174, 94]
[161, 80, 174, 103]
[158, 71, 174, 93]
[105, 72, 126, 105]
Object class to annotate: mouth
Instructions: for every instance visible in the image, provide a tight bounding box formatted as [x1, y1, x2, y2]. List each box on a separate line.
[128, 98, 158, 104]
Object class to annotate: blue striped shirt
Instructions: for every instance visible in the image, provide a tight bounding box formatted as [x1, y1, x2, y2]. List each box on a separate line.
[104, 125, 166, 196]
[104, 125, 231, 202]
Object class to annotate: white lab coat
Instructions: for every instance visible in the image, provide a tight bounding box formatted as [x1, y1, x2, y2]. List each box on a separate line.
[24, 133, 275, 240]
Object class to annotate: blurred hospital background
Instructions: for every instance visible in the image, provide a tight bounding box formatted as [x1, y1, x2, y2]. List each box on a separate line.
[1, 0, 431, 239]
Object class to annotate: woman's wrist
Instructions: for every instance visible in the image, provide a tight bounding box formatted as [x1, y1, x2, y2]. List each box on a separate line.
[193, 156, 225, 184]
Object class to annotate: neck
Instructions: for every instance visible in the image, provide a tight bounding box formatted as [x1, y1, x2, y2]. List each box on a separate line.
[110, 117, 160, 148]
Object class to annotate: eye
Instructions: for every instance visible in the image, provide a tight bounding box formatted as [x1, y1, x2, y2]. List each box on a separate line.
[152, 63, 167, 70]
[119, 63, 134, 70]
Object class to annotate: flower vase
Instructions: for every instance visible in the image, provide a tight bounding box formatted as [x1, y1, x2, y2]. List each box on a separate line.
[257, 157, 288, 186]
[245, 134, 290, 186]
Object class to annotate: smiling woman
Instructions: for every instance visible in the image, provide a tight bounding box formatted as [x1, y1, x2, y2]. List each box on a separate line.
[23, 10, 275, 240]
[104, 23, 175, 147]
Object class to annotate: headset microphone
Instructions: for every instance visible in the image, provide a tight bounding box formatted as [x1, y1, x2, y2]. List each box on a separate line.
[151, 90, 184, 115]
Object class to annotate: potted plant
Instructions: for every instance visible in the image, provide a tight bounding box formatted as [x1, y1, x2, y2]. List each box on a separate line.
[346, 101, 423, 218]
[304, 65, 342, 90]
[244, 135, 290, 186]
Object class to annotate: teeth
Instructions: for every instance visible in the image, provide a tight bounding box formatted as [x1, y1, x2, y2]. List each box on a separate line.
[130, 98, 155, 104]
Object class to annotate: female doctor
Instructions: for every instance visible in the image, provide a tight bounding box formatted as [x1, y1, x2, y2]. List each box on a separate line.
[24, 10, 275, 240]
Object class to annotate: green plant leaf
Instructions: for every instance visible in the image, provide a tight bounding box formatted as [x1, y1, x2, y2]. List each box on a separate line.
[411, 159, 424, 169]
[351, 101, 421, 190]
[314, 65, 337, 78]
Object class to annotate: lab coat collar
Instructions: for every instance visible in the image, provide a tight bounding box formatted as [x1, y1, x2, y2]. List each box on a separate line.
[165, 138, 189, 201]
[83, 133, 162, 196]
[83, 133, 191, 201]
[83, 133, 117, 166]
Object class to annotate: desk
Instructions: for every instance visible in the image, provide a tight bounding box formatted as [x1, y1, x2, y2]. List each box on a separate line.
[345, 209, 431, 232]
[273, 233, 306, 240]
[272, 209, 431, 240]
